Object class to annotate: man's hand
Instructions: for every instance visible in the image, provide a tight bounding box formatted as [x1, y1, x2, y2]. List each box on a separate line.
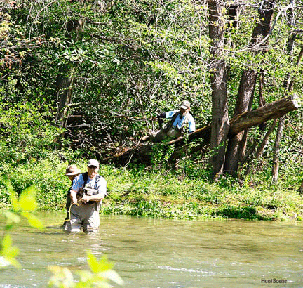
[81, 194, 91, 203]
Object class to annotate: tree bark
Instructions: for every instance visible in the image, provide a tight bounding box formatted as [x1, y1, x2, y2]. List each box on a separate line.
[224, 0, 275, 175]
[229, 95, 299, 135]
[56, 68, 74, 129]
[56, 19, 83, 131]
[272, 1, 297, 182]
[224, 70, 257, 175]
[272, 116, 285, 182]
[208, 0, 229, 178]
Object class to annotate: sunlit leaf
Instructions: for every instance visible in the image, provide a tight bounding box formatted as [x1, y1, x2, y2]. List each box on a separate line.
[21, 212, 44, 230]
[9, 190, 20, 212]
[19, 186, 38, 211]
[98, 270, 124, 285]
[3, 210, 21, 226]
[48, 266, 75, 288]
[86, 252, 114, 274]
[0, 235, 20, 269]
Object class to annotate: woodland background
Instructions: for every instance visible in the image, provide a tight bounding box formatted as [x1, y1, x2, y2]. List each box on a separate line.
[0, 0, 302, 219]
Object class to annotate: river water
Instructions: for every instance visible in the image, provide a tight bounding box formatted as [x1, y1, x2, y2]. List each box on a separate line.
[0, 211, 303, 287]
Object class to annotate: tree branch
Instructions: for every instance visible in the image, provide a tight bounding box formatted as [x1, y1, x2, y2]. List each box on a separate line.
[229, 95, 300, 135]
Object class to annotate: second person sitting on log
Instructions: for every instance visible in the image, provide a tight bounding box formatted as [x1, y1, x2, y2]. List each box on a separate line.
[142, 100, 196, 143]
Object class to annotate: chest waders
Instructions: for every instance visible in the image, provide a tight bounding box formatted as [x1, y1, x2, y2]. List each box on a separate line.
[65, 173, 100, 224]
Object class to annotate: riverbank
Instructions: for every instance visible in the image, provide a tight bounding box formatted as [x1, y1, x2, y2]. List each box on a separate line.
[101, 166, 303, 221]
[1, 157, 302, 221]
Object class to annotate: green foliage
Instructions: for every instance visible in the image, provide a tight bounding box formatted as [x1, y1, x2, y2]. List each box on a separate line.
[1, 0, 211, 153]
[0, 155, 77, 210]
[101, 163, 303, 221]
[0, 0, 302, 178]
[48, 253, 123, 288]
[0, 102, 62, 166]
[0, 152, 301, 221]
[0, 234, 20, 268]
[0, 181, 43, 269]
[0, 1, 302, 222]
[0, 177, 123, 288]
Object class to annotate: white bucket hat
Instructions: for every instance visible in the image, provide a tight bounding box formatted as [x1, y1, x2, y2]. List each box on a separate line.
[87, 159, 99, 168]
[180, 100, 190, 110]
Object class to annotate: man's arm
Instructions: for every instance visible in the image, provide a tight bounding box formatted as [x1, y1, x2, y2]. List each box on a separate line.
[82, 177, 107, 203]
[188, 115, 196, 133]
[81, 193, 104, 203]
[70, 174, 83, 204]
[70, 190, 78, 204]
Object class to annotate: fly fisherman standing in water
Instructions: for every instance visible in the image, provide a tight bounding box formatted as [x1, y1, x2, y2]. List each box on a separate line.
[65, 159, 107, 233]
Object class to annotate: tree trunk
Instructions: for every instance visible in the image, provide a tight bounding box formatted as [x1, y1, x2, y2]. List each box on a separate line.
[272, 116, 285, 182]
[224, 0, 275, 175]
[272, 1, 297, 182]
[56, 19, 83, 131]
[56, 68, 74, 129]
[229, 95, 299, 135]
[224, 70, 257, 175]
[208, 0, 229, 178]
[244, 119, 277, 176]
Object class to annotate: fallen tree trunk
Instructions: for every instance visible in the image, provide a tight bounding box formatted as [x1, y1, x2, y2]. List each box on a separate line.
[104, 95, 300, 166]
[229, 95, 299, 135]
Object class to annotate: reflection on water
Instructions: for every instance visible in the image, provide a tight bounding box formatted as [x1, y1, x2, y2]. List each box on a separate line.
[0, 211, 303, 287]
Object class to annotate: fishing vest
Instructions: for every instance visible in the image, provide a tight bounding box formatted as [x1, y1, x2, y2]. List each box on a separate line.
[82, 172, 101, 191]
[163, 112, 190, 134]
[80, 172, 102, 207]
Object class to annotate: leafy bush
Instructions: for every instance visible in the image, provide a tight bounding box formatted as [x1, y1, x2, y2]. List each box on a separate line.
[0, 102, 62, 166]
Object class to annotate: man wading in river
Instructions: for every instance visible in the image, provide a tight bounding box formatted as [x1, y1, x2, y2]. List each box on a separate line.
[142, 100, 196, 143]
[66, 159, 107, 233]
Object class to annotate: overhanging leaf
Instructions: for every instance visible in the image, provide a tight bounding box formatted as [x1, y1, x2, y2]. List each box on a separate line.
[0, 234, 20, 269]
[21, 212, 44, 230]
[19, 186, 38, 212]
[86, 252, 114, 274]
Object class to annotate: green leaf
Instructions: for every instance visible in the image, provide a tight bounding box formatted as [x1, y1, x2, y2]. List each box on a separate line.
[3, 210, 21, 226]
[48, 266, 75, 288]
[21, 212, 44, 230]
[19, 186, 38, 212]
[98, 270, 124, 285]
[0, 234, 20, 269]
[86, 252, 114, 274]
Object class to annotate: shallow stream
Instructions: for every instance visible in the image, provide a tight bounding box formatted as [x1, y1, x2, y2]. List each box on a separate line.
[0, 212, 302, 287]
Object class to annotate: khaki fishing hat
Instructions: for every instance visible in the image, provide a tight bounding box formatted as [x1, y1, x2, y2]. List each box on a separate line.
[65, 164, 81, 176]
[180, 100, 190, 110]
[87, 159, 99, 168]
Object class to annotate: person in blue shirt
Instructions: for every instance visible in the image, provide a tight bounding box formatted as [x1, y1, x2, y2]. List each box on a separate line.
[144, 100, 196, 143]
[62, 164, 81, 228]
